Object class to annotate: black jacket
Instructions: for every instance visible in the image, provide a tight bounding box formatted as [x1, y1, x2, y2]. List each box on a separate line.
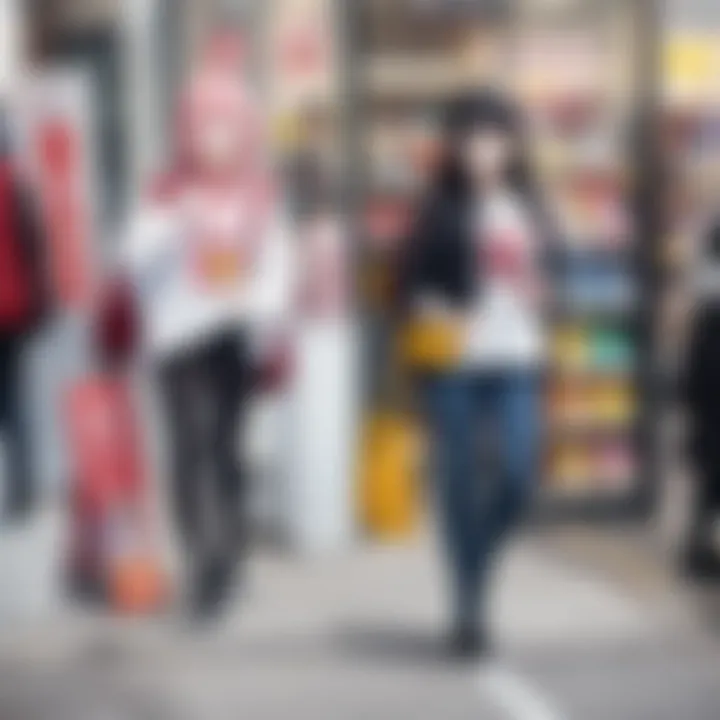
[683, 302, 720, 468]
[0, 108, 50, 341]
[398, 190, 556, 314]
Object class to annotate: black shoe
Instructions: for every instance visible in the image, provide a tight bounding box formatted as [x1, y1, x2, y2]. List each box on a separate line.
[680, 544, 720, 582]
[449, 622, 491, 661]
[191, 556, 234, 621]
[66, 565, 106, 606]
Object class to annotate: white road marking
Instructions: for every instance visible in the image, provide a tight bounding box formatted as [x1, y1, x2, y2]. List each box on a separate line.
[480, 664, 566, 720]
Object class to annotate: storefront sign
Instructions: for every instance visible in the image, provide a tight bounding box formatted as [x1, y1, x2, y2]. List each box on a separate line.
[664, 33, 720, 104]
[268, 0, 336, 109]
[514, 29, 603, 110]
[66, 377, 144, 512]
[21, 71, 97, 311]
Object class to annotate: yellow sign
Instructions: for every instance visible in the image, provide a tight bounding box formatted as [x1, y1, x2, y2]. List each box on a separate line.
[664, 33, 720, 102]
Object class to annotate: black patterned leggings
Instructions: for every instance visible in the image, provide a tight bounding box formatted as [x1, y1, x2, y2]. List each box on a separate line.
[159, 330, 250, 567]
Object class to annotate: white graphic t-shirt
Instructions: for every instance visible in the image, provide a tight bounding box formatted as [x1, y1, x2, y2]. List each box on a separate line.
[122, 189, 294, 359]
[464, 191, 545, 368]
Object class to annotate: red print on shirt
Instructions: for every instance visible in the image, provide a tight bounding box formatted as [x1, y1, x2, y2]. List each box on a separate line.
[482, 228, 530, 280]
[178, 182, 271, 291]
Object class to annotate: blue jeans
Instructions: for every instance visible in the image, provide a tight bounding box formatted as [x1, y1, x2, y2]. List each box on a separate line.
[424, 370, 541, 627]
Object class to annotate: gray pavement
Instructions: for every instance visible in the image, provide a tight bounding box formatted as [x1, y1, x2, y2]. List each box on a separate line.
[1, 515, 719, 719]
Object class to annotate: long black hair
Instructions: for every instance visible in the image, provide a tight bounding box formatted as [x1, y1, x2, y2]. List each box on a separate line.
[397, 89, 553, 315]
[435, 88, 537, 204]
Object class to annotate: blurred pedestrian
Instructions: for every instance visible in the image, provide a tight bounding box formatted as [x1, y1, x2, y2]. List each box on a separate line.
[0, 107, 50, 523]
[120, 33, 294, 618]
[681, 220, 720, 580]
[401, 89, 551, 657]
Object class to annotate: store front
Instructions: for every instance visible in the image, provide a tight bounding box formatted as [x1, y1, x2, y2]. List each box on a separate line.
[3, 0, 675, 538]
[353, 0, 662, 525]
[656, 1, 720, 527]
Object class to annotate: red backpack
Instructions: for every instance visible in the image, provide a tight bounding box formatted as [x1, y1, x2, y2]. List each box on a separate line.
[0, 164, 38, 332]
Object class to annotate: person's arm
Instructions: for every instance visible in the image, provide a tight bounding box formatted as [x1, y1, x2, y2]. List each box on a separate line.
[118, 205, 178, 295]
[246, 209, 297, 355]
[248, 210, 295, 321]
[682, 307, 709, 412]
[96, 205, 176, 363]
[396, 196, 453, 318]
[11, 177, 52, 327]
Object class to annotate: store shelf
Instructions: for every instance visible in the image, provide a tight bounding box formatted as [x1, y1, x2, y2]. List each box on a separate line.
[533, 491, 646, 523]
[355, 0, 654, 525]
[560, 246, 636, 262]
[362, 56, 463, 101]
[549, 367, 635, 382]
[549, 421, 635, 438]
[543, 480, 635, 497]
[551, 305, 637, 323]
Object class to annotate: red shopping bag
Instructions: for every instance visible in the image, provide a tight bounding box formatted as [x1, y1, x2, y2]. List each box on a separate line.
[64, 376, 167, 613]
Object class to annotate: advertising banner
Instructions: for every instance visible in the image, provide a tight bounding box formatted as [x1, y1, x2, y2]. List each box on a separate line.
[20, 70, 98, 312]
[664, 33, 720, 105]
[267, 0, 336, 110]
[65, 376, 167, 613]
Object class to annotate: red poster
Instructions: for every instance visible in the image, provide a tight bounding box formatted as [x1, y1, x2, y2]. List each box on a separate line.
[65, 377, 145, 512]
[65, 377, 167, 613]
[35, 117, 94, 310]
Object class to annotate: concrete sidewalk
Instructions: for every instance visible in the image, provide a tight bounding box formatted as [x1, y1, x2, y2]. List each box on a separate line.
[0, 513, 669, 647]
[3, 514, 716, 719]
[0, 507, 65, 626]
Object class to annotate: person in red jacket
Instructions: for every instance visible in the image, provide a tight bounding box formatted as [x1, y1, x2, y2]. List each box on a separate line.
[0, 109, 50, 522]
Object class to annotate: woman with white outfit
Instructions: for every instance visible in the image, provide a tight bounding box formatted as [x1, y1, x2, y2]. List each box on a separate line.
[121, 35, 294, 618]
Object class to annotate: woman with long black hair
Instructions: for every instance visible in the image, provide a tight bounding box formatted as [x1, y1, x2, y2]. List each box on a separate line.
[402, 89, 552, 657]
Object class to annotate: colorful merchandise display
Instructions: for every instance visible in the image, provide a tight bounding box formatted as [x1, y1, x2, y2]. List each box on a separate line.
[512, 2, 644, 504]
[355, 0, 652, 516]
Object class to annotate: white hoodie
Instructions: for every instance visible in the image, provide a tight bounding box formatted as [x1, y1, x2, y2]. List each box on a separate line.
[121, 203, 295, 360]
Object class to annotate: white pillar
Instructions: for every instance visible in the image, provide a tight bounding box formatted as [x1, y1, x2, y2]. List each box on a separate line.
[122, 0, 163, 211]
[284, 321, 359, 555]
[0, 0, 24, 98]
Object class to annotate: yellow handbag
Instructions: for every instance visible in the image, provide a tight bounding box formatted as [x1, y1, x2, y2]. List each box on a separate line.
[399, 315, 465, 371]
[358, 412, 424, 539]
